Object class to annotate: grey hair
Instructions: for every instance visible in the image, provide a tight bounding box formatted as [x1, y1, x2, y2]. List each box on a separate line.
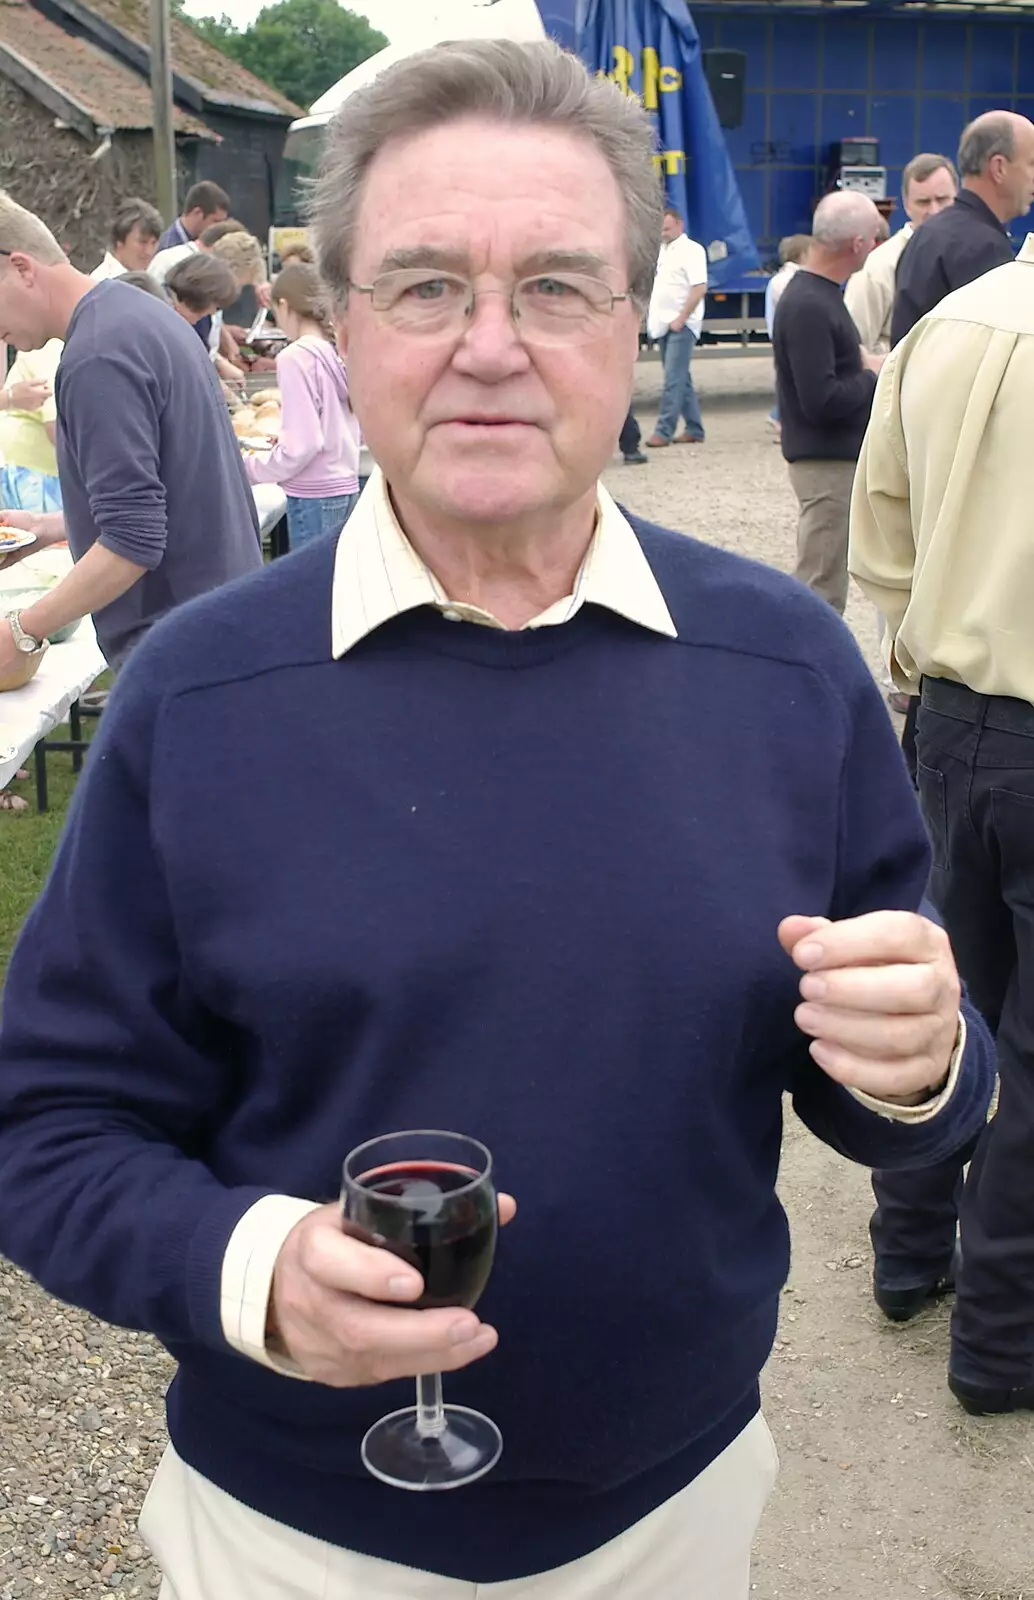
[309, 38, 664, 310]
[812, 191, 881, 248]
[0, 191, 65, 265]
[958, 112, 1017, 177]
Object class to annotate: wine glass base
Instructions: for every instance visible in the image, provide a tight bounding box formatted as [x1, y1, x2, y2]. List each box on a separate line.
[361, 1405, 503, 1491]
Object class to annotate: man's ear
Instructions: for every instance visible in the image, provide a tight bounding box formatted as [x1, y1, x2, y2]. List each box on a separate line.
[334, 311, 349, 355]
[9, 252, 37, 287]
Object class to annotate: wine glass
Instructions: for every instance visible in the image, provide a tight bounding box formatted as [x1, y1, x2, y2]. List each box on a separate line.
[341, 1129, 502, 1491]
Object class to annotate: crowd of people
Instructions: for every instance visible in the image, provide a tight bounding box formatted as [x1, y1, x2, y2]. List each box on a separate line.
[768, 106, 1034, 1411]
[0, 33, 1028, 1600]
[0, 176, 364, 693]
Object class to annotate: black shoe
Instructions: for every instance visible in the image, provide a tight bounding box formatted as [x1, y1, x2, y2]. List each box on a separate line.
[873, 1245, 959, 1323]
[948, 1371, 1034, 1416]
[622, 450, 648, 464]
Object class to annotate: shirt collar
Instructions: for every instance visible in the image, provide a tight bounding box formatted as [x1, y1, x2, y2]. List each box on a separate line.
[330, 467, 678, 659]
[955, 189, 1008, 232]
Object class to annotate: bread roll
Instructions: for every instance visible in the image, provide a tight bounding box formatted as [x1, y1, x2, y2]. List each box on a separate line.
[232, 409, 258, 438]
[251, 388, 281, 407]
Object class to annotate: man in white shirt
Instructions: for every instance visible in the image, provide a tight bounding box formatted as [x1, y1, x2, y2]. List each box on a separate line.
[645, 206, 709, 446]
[90, 198, 163, 282]
[844, 152, 958, 355]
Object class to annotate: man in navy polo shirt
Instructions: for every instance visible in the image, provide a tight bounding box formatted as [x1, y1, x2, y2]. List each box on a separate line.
[0, 40, 994, 1600]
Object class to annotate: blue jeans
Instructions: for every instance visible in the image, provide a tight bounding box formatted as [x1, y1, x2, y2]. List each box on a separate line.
[286, 491, 358, 550]
[656, 326, 704, 441]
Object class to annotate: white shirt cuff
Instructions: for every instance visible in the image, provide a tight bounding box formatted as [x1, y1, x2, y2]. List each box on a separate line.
[220, 1194, 322, 1378]
[847, 1013, 967, 1123]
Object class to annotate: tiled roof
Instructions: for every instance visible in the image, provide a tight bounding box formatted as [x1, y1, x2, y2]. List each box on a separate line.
[0, 0, 212, 134]
[81, 0, 303, 116]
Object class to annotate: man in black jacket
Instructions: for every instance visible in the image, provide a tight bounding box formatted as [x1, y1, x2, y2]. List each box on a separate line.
[891, 110, 1034, 346]
[773, 191, 884, 614]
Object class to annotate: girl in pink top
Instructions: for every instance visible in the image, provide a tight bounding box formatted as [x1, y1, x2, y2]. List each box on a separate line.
[245, 264, 361, 548]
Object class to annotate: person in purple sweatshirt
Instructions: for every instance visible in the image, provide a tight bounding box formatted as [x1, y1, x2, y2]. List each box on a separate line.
[0, 41, 996, 1600]
[245, 262, 361, 547]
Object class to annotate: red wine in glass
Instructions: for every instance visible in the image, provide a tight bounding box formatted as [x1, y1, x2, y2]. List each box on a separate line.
[341, 1131, 502, 1491]
[348, 1160, 497, 1310]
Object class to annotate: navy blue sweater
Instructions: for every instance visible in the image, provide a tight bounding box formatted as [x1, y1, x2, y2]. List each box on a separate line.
[0, 521, 993, 1582]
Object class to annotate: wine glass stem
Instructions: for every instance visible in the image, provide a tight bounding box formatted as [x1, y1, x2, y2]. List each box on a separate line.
[415, 1371, 446, 1439]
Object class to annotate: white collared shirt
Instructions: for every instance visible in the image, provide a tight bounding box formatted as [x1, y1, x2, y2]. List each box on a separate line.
[90, 252, 126, 283]
[329, 467, 679, 658]
[647, 233, 709, 341]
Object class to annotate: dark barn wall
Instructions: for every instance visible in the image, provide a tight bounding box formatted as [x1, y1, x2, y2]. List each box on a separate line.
[191, 111, 290, 243]
[0, 78, 188, 268]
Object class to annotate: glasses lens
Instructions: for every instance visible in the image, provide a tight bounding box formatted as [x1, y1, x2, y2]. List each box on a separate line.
[371, 269, 468, 334]
[514, 274, 615, 347]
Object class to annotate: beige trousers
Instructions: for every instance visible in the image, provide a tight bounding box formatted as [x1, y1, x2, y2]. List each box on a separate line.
[139, 1413, 778, 1600]
[787, 458, 857, 615]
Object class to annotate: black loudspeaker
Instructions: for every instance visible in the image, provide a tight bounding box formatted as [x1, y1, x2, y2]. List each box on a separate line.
[703, 49, 746, 130]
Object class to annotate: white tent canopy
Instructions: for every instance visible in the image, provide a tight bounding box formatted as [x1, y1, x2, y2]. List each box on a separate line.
[305, 0, 548, 119]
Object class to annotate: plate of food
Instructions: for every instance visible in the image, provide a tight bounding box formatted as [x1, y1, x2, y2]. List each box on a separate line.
[0, 527, 36, 555]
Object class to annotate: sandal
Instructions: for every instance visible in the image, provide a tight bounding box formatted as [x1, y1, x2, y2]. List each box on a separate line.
[0, 791, 28, 812]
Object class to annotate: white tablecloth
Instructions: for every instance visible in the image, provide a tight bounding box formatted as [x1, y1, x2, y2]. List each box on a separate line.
[0, 551, 105, 791]
[252, 484, 287, 540]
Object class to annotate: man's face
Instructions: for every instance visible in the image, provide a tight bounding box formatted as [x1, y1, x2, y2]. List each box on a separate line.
[0, 255, 53, 351]
[904, 166, 957, 225]
[117, 224, 159, 271]
[185, 205, 228, 238]
[660, 212, 683, 243]
[997, 120, 1034, 219]
[172, 298, 216, 327]
[337, 118, 641, 532]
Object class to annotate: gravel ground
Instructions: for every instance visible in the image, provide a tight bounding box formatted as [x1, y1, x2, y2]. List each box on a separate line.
[1, 354, 1030, 1598]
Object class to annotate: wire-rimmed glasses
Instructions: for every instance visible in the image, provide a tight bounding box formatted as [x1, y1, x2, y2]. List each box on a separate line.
[347, 269, 630, 347]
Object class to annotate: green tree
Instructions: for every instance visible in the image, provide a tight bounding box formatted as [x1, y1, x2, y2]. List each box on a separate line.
[186, 0, 387, 110]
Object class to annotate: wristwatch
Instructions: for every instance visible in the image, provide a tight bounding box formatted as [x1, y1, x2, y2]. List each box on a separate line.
[7, 612, 46, 654]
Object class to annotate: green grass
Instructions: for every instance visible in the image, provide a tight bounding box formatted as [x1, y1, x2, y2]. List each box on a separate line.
[0, 712, 101, 983]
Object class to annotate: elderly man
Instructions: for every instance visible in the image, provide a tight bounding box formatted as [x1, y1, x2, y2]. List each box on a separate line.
[850, 241, 1034, 1418]
[0, 194, 260, 674]
[0, 41, 993, 1600]
[91, 196, 164, 281]
[845, 152, 957, 355]
[891, 112, 1034, 346]
[772, 190, 884, 614]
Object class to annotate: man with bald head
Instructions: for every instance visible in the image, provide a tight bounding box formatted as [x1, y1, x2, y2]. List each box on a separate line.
[891, 111, 1034, 346]
[772, 190, 884, 613]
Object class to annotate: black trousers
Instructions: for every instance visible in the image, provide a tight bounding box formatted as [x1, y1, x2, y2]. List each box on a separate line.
[618, 408, 641, 457]
[871, 678, 1034, 1386]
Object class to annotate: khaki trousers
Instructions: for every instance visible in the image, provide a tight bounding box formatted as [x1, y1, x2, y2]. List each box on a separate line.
[787, 458, 857, 615]
[139, 1413, 778, 1600]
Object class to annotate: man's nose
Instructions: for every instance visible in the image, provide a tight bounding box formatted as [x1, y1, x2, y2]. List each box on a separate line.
[451, 290, 530, 375]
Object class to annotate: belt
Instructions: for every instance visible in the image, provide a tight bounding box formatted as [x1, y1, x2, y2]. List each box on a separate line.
[921, 676, 1034, 737]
